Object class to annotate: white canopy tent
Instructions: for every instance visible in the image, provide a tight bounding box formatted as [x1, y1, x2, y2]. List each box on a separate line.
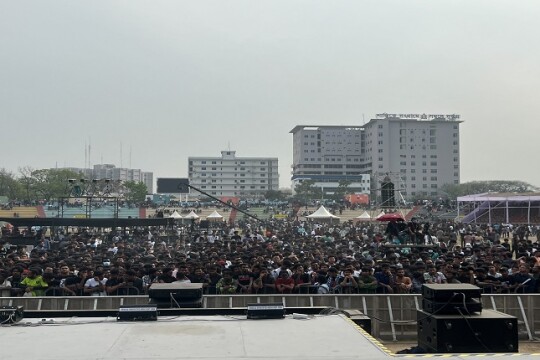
[375, 211, 386, 219]
[183, 211, 200, 219]
[206, 210, 224, 220]
[356, 211, 371, 220]
[169, 210, 183, 219]
[306, 206, 340, 220]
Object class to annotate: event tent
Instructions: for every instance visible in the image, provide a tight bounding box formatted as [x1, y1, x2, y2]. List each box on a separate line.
[206, 210, 224, 220]
[356, 211, 371, 220]
[183, 211, 200, 219]
[306, 206, 340, 219]
[169, 210, 183, 219]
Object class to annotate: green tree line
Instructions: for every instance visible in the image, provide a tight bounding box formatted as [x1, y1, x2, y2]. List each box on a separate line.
[0, 167, 148, 203]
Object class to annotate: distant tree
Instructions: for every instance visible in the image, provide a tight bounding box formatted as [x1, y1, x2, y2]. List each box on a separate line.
[440, 180, 537, 198]
[293, 180, 322, 203]
[31, 168, 80, 201]
[264, 190, 287, 201]
[0, 169, 23, 200]
[123, 181, 148, 203]
[18, 166, 37, 203]
[330, 180, 352, 202]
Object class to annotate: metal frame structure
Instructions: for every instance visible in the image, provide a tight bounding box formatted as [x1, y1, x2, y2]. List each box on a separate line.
[457, 193, 540, 224]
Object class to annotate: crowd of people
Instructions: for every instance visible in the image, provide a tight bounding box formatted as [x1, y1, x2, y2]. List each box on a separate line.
[1, 214, 540, 298]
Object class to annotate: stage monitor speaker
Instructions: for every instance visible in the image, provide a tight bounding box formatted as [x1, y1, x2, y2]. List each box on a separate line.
[0, 306, 24, 324]
[148, 283, 203, 308]
[117, 305, 158, 322]
[422, 284, 481, 302]
[246, 303, 285, 319]
[343, 309, 372, 334]
[417, 309, 518, 353]
[422, 298, 482, 315]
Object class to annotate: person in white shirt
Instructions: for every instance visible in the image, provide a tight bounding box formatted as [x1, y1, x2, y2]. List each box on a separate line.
[84, 271, 108, 296]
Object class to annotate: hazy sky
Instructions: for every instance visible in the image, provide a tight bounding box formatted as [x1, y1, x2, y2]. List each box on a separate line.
[2, 1, 540, 190]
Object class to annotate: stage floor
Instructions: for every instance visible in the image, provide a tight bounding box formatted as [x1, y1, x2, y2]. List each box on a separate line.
[1, 314, 538, 360]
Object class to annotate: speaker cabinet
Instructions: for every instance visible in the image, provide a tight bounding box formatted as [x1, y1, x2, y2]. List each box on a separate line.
[422, 298, 482, 315]
[422, 284, 481, 302]
[148, 283, 203, 308]
[417, 309, 518, 353]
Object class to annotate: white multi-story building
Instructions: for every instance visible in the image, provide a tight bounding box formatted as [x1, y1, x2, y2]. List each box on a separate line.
[290, 125, 371, 196]
[291, 113, 462, 199]
[61, 164, 153, 193]
[188, 150, 279, 198]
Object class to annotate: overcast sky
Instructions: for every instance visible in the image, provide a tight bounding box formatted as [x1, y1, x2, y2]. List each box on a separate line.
[1, 1, 540, 190]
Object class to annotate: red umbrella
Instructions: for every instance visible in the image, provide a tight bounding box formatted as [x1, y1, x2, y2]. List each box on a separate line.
[376, 213, 405, 222]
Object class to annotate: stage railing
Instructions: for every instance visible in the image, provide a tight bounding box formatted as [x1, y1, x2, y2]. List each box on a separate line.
[1, 294, 539, 341]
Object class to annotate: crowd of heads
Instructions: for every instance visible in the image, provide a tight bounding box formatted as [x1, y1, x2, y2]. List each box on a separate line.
[1, 214, 540, 297]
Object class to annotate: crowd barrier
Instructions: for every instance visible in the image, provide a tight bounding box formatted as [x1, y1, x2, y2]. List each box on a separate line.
[1, 294, 538, 341]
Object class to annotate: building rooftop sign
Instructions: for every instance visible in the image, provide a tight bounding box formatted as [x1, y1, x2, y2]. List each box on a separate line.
[376, 113, 461, 121]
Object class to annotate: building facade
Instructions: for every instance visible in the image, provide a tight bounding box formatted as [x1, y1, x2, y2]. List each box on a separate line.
[188, 151, 279, 198]
[290, 113, 462, 199]
[290, 125, 370, 196]
[61, 164, 154, 194]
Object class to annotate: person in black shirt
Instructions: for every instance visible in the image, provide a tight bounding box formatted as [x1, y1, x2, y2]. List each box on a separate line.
[64, 268, 88, 296]
[205, 265, 222, 294]
[157, 268, 177, 283]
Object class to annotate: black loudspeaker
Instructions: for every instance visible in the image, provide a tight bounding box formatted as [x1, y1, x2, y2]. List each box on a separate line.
[417, 309, 518, 353]
[422, 298, 482, 315]
[421, 284, 482, 315]
[0, 306, 24, 324]
[117, 305, 158, 321]
[344, 309, 372, 334]
[422, 284, 481, 301]
[246, 303, 285, 319]
[381, 179, 395, 208]
[148, 283, 203, 308]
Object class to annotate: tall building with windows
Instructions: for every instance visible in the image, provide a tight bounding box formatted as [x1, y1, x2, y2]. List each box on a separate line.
[188, 150, 279, 198]
[291, 113, 462, 199]
[290, 126, 371, 196]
